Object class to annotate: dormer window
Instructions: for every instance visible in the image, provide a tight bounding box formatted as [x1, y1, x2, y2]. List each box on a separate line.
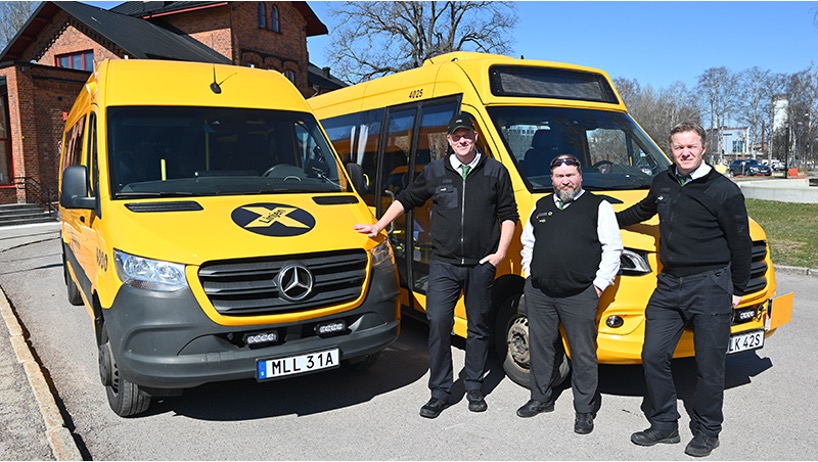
[56, 51, 94, 71]
[257, 2, 266, 29]
[270, 5, 280, 33]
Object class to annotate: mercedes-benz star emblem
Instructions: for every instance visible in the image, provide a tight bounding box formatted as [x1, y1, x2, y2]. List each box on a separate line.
[276, 264, 314, 301]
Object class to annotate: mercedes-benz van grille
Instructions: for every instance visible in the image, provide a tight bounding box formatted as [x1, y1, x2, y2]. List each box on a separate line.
[199, 250, 368, 316]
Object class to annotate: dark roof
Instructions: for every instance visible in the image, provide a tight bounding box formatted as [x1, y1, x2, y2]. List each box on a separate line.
[0, 1, 230, 63]
[0, 1, 342, 89]
[307, 63, 347, 91]
[112, 1, 328, 36]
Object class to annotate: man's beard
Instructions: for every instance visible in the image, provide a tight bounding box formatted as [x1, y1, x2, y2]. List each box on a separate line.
[556, 186, 579, 203]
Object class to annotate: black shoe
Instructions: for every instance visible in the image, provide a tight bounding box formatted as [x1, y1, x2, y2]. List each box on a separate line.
[466, 390, 487, 412]
[685, 433, 720, 457]
[419, 398, 448, 419]
[630, 427, 681, 446]
[574, 412, 594, 434]
[516, 399, 555, 418]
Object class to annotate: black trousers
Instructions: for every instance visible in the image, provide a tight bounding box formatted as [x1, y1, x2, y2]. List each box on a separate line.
[425, 259, 496, 400]
[642, 267, 733, 437]
[525, 278, 599, 413]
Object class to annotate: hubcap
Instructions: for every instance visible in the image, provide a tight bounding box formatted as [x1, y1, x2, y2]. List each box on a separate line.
[506, 316, 530, 368]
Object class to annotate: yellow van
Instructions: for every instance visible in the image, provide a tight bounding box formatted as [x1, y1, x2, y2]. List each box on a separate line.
[58, 59, 400, 416]
[308, 52, 793, 387]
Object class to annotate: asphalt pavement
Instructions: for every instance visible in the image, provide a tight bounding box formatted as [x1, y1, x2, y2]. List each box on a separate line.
[1, 180, 816, 460]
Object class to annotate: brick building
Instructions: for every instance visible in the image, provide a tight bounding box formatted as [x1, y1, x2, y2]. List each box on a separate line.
[0, 1, 344, 207]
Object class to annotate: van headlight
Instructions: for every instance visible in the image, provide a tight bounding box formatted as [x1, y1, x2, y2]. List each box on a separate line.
[620, 249, 651, 276]
[370, 239, 395, 268]
[114, 250, 188, 292]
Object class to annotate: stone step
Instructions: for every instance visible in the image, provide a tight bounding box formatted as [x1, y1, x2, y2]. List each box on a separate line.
[0, 203, 57, 227]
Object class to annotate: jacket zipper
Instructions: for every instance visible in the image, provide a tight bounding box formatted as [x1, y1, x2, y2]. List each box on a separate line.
[460, 171, 467, 265]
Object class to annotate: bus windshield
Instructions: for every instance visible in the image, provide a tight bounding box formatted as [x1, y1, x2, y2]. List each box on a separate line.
[487, 106, 671, 191]
[107, 106, 347, 198]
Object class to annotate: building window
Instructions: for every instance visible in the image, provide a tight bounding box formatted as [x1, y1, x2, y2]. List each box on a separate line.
[284, 70, 296, 84]
[56, 51, 94, 71]
[270, 5, 280, 32]
[0, 96, 11, 184]
[258, 2, 266, 29]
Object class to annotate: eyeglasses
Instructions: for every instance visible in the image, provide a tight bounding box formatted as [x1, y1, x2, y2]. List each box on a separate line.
[550, 156, 581, 169]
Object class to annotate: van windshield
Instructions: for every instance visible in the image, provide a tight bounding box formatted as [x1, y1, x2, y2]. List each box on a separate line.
[107, 106, 347, 198]
[487, 107, 671, 191]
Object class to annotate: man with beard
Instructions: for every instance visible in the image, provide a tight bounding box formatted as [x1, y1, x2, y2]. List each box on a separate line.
[516, 154, 622, 435]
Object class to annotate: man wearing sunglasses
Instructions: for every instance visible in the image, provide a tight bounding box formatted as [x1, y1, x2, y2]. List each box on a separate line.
[618, 122, 751, 457]
[517, 154, 623, 435]
[354, 112, 518, 419]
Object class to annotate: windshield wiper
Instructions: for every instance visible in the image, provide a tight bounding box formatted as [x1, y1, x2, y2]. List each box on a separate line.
[114, 191, 197, 198]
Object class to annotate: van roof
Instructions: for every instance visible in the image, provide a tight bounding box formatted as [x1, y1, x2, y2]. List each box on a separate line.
[309, 51, 627, 113]
[88, 59, 310, 111]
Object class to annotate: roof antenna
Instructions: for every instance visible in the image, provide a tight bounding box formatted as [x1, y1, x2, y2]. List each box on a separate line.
[210, 64, 222, 94]
[210, 63, 237, 95]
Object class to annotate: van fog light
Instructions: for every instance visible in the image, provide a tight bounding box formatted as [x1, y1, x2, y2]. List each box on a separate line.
[315, 320, 347, 337]
[733, 307, 760, 325]
[245, 331, 279, 347]
[605, 316, 624, 328]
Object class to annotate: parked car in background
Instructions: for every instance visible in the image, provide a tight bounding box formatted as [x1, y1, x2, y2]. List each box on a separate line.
[729, 159, 772, 176]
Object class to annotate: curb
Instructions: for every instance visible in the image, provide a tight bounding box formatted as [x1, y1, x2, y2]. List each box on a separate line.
[0, 290, 82, 461]
[774, 264, 818, 278]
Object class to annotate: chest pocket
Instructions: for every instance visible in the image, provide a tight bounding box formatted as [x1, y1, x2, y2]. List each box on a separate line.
[434, 185, 458, 210]
[655, 193, 671, 217]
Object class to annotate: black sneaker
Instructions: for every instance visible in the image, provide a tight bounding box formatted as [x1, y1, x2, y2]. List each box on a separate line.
[630, 427, 681, 446]
[466, 390, 488, 412]
[685, 433, 720, 457]
[516, 399, 555, 418]
[419, 398, 448, 419]
[574, 412, 594, 434]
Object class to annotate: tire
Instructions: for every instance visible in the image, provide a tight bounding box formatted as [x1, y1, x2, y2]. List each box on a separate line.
[494, 293, 570, 389]
[62, 253, 83, 306]
[98, 327, 151, 417]
[342, 352, 381, 371]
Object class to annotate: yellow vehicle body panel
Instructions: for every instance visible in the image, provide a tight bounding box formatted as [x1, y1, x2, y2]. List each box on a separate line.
[309, 51, 792, 370]
[56, 59, 401, 409]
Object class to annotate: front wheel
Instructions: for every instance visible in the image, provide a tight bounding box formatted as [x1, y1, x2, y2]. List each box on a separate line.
[98, 326, 151, 417]
[494, 293, 569, 389]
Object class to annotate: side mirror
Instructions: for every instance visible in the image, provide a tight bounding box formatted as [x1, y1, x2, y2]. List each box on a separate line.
[346, 162, 367, 194]
[60, 165, 96, 210]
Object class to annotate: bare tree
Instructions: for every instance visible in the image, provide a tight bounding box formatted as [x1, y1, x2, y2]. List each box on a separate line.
[0, 1, 38, 51]
[786, 66, 818, 168]
[696, 67, 740, 161]
[326, 1, 517, 83]
[737, 67, 768, 157]
[614, 77, 701, 149]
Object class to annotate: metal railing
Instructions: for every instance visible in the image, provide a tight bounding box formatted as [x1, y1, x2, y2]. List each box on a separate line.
[12, 176, 56, 217]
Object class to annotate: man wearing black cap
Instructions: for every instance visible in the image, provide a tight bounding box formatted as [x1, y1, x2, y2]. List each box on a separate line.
[354, 112, 518, 418]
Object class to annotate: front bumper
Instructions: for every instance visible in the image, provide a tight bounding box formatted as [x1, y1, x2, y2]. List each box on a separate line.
[102, 263, 400, 389]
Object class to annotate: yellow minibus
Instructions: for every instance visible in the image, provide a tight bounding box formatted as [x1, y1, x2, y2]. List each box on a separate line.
[309, 52, 793, 387]
[59, 59, 400, 416]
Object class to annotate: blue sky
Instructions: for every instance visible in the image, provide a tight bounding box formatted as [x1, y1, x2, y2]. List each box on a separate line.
[86, 1, 818, 90]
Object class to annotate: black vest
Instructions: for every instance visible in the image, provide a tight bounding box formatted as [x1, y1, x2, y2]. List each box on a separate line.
[530, 192, 604, 297]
